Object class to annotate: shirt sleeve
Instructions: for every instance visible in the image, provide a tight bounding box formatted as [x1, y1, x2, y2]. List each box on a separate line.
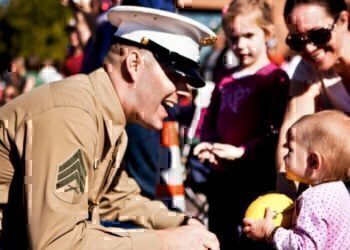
[272, 194, 327, 250]
[23, 107, 164, 250]
[98, 167, 185, 230]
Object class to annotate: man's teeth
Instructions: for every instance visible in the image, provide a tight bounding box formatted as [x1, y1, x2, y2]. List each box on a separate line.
[163, 101, 175, 108]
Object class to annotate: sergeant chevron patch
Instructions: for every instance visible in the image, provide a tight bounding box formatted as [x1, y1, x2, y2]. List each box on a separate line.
[55, 149, 87, 204]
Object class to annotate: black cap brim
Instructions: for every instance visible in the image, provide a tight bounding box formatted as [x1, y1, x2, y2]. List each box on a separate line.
[171, 66, 205, 88]
[111, 36, 205, 88]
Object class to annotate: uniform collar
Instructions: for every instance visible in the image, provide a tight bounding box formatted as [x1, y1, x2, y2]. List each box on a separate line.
[88, 68, 126, 146]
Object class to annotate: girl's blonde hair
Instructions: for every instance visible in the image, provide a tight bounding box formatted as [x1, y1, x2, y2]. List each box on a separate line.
[222, 0, 273, 35]
[293, 110, 350, 182]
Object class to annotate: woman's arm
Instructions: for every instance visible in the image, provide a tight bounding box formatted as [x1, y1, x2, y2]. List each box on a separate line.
[276, 81, 320, 197]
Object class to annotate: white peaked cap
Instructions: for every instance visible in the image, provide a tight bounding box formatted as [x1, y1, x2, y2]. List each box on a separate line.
[107, 5, 217, 87]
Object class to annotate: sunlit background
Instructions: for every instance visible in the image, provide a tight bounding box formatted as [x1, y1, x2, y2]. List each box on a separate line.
[0, 0, 225, 73]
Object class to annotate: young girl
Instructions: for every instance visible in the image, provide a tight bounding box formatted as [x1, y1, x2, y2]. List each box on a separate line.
[244, 110, 350, 249]
[194, 0, 289, 249]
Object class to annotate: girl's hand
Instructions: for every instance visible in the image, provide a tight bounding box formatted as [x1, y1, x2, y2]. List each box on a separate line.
[211, 143, 244, 161]
[243, 207, 276, 242]
[193, 142, 218, 165]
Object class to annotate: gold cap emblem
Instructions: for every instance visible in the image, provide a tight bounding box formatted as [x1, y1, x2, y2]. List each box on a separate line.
[140, 36, 150, 45]
[200, 36, 217, 46]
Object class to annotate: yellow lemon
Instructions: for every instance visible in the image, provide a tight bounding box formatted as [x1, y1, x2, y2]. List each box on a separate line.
[245, 193, 294, 228]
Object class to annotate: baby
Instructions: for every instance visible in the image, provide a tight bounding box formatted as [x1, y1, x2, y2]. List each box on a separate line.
[243, 110, 350, 249]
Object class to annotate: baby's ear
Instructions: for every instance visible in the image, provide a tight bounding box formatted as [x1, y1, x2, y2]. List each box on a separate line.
[307, 152, 321, 170]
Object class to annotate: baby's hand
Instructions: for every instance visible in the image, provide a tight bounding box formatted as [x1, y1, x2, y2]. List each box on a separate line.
[243, 207, 276, 242]
[211, 143, 244, 161]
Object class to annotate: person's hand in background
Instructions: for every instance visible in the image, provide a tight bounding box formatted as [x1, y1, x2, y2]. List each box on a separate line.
[193, 142, 218, 165]
[212, 143, 245, 161]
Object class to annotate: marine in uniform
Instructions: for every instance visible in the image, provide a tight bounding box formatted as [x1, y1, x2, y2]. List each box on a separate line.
[0, 6, 218, 250]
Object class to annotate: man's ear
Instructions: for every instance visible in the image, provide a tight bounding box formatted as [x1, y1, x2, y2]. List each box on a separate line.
[124, 50, 142, 83]
[307, 152, 321, 170]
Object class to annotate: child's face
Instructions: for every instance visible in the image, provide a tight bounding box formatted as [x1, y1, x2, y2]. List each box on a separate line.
[225, 13, 268, 68]
[284, 127, 311, 184]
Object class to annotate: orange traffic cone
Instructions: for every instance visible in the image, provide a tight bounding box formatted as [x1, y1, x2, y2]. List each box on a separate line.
[156, 121, 186, 212]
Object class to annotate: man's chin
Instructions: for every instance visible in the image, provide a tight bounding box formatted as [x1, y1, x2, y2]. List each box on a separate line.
[132, 113, 162, 130]
[135, 120, 163, 131]
[151, 123, 163, 131]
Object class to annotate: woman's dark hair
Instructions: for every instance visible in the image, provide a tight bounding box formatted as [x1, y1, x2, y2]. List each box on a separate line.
[284, 0, 348, 19]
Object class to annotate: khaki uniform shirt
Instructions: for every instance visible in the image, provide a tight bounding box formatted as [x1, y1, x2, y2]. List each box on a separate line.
[0, 68, 184, 249]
